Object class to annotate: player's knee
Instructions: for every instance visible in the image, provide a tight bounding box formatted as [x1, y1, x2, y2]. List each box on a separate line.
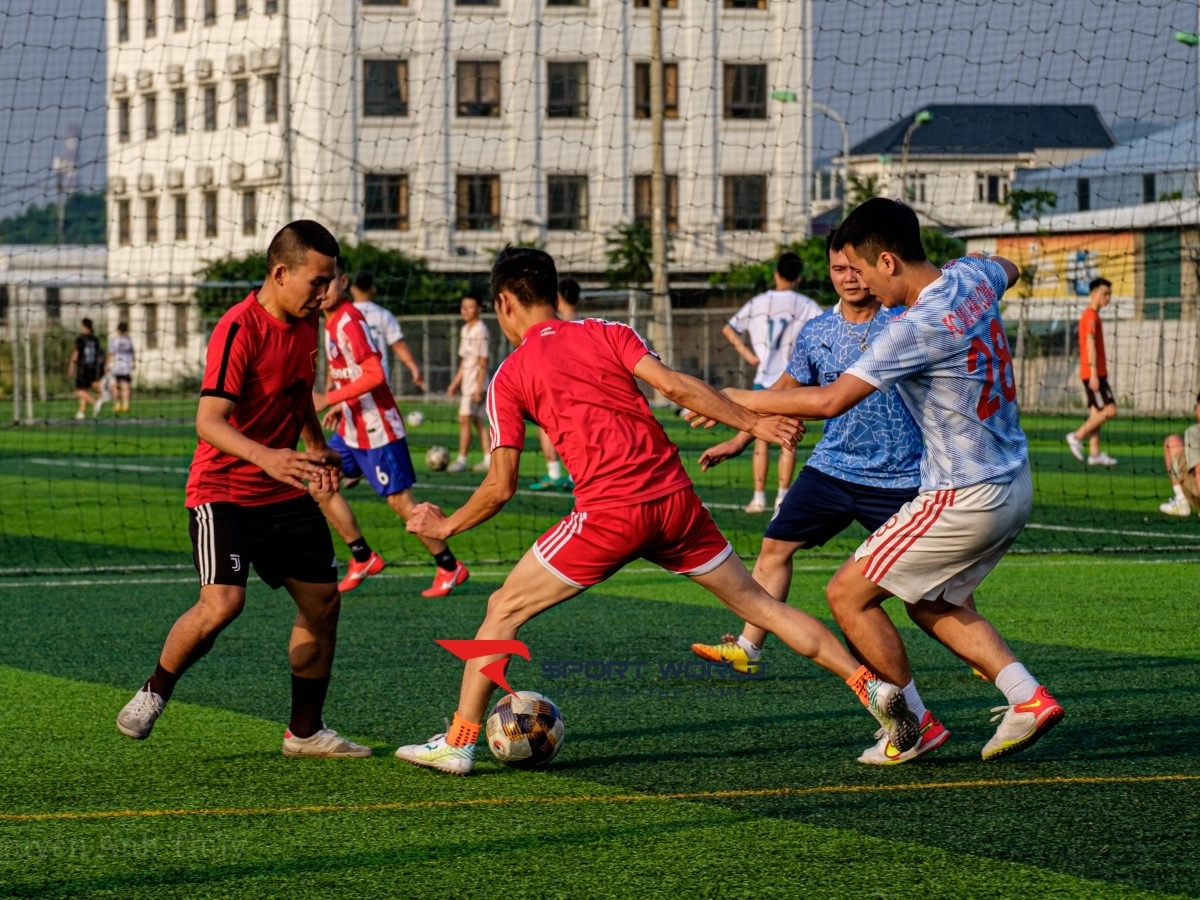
[1102, 403, 1117, 420]
[199, 589, 245, 625]
[484, 588, 532, 629]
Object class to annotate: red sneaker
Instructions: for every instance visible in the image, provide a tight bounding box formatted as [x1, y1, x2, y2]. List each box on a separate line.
[981, 685, 1064, 761]
[338, 551, 386, 593]
[858, 710, 950, 765]
[421, 561, 470, 598]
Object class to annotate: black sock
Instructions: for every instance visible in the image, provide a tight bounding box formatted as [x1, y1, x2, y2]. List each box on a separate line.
[348, 537, 372, 563]
[145, 662, 180, 703]
[288, 674, 331, 739]
[433, 548, 458, 571]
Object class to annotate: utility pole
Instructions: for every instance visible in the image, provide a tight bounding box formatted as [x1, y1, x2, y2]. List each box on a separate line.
[280, 0, 295, 222]
[648, 0, 672, 370]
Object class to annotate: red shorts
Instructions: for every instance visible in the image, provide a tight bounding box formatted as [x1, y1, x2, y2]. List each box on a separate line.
[533, 488, 732, 588]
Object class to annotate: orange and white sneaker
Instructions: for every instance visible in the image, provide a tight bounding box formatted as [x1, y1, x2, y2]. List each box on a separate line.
[690, 638, 760, 675]
[338, 551, 386, 593]
[981, 685, 1064, 761]
[858, 711, 950, 765]
[421, 561, 470, 598]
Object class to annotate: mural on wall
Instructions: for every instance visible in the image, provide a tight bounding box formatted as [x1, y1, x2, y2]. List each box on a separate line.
[995, 233, 1135, 298]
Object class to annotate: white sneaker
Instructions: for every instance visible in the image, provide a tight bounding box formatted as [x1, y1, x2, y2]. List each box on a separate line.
[395, 732, 476, 775]
[74, 410, 86, 420]
[471, 457, 491, 473]
[1087, 452, 1117, 467]
[282, 725, 372, 758]
[1160, 495, 1192, 517]
[981, 686, 1064, 761]
[446, 459, 467, 474]
[116, 688, 165, 739]
[864, 680, 920, 754]
[93, 396, 106, 417]
[744, 497, 767, 514]
[1064, 432, 1084, 461]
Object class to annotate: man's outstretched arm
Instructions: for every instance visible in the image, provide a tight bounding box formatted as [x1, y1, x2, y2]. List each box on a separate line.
[723, 373, 877, 421]
[407, 446, 521, 541]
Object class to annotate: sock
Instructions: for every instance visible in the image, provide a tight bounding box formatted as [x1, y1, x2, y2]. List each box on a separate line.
[482, 453, 492, 465]
[994, 662, 1039, 705]
[433, 548, 458, 571]
[902, 680, 928, 721]
[751, 490, 766, 506]
[145, 662, 180, 703]
[735, 635, 762, 659]
[288, 674, 331, 739]
[846, 664, 879, 707]
[547, 460, 562, 481]
[348, 537, 372, 564]
[1175, 483, 1187, 501]
[775, 487, 788, 505]
[447, 711, 481, 747]
[455, 455, 467, 464]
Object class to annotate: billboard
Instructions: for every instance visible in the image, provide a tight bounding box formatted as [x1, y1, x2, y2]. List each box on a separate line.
[995, 232, 1135, 298]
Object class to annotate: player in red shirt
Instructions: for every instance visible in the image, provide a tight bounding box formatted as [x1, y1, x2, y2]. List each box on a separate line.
[395, 247, 920, 775]
[308, 260, 469, 597]
[116, 221, 371, 759]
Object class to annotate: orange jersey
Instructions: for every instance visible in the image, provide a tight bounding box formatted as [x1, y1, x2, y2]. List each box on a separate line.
[1078, 307, 1107, 379]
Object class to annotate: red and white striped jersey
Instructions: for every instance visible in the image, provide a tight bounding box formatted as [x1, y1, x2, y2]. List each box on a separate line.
[325, 302, 406, 449]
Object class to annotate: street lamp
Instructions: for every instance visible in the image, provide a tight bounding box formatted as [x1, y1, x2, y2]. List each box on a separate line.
[811, 101, 850, 218]
[899, 109, 933, 201]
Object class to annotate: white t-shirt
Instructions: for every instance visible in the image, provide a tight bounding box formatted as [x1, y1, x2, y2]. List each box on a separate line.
[107, 334, 134, 376]
[352, 299, 403, 380]
[459, 319, 490, 395]
[727, 289, 823, 387]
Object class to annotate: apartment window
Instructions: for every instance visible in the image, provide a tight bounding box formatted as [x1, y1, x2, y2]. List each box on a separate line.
[724, 64, 767, 119]
[1077, 177, 1091, 212]
[117, 199, 132, 245]
[904, 172, 927, 203]
[634, 62, 679, 119]
[240, 190, 257, 236]
[173, 0, 185, 30]
[203, 85, 217, 130]
[547, 176, 587, 230]
[364, 174, 410, 230]
[634, 174, 679, 231]
[173, 88, 187, 134]
[724, 0, 766, 7]
[457, 61, 501, 117]
[263, 74, 279, 123]
[362, 0, 409, 4]
[145, 0, 156, 36]
[265, 0, 278, 12]
[203, 190, 218, 237]
[117, 0, 130, 41]
[144, 94, 157, 138]
[723, 175, 767, 230]
[975, 173, 1008, 204]
[118, 99, 131, 143]
[173, 194, 187, 240]
[547, 0, 586, 5]
[363, 60, 408, 116]
[144, 196, 159, 243]
[234, 80, 249, 127]
[0, 286, 7, 324]
[204, 0, 216, 24]
[456, 174, 500, 230]
[634, 0, 678, 7]
[174, 304, 189, 348]
[456, 0, 499, 5]
[46, 288, 62, 322]
[234, 0, 247, 17]
[547, 62, 588, 118]
[1143, 173, 1157, 204]
[815, 169, 843, 203]
[144, 303, 159, 350]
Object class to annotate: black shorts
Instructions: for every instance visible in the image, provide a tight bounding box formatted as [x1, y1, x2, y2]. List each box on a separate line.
[187, 495, 337, 589]
[114, 374, 132, 383]
[1083, 377, 1115, 410]
[764, 466, 920, 547]
[75, 367, 100, 390]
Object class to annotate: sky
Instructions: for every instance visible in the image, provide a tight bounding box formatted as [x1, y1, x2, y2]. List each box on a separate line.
[0, 0, 1196, 220]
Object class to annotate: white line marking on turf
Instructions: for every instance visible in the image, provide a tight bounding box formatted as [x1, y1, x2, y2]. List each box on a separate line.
[1023, 522, 1200, 541]
[27, 457, 190, 475]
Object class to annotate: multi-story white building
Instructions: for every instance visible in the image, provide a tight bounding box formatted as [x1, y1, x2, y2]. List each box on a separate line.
[106, 0, 813, 380]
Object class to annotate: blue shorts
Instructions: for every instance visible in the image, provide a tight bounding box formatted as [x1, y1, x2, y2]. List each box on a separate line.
[328, 432, 417, 497]
[764, 466, 920, 547]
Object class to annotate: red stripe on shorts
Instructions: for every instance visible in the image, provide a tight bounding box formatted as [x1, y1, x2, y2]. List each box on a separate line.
[864, 490, 955, 583]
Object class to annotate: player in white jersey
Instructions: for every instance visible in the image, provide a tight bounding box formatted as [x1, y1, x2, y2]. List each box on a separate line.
[723, 252, 823, 512]
[710, 199, 1063, 762]
[105, 321, 135, 414]
[350, 270, 426, 393]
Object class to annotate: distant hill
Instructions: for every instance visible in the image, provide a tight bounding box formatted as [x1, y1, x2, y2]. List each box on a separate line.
[0, 192, 105, 245]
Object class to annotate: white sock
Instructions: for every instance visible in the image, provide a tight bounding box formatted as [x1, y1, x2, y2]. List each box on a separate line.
[547, 460, 562, 480]
[1174, 483, 1187, 501]
[994, 662, 1039, 705]
[736, 635, 762, 659]
[482, 453, 491, 465]
[775, 487, 788, 504]
[455, 455, 467, 464]
[901, 680, 928, 721]
[751, 491, 766, 505]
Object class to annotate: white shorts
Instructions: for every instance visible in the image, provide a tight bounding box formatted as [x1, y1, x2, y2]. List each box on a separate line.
[853, 462, 1032, 605]
[459, 393, 485, 418]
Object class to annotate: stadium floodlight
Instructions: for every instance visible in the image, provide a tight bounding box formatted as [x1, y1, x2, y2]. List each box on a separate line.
[1174, 30, 1200, 46]
[812, 101, 851, 219]
[899, 109, 933, 201]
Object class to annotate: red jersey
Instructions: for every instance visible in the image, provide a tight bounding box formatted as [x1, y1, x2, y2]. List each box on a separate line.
[487, 318, 692, 511]
[185, 293, 320, 507]
[1078, 307, 1107, 379]
[325, 301, 405, 450]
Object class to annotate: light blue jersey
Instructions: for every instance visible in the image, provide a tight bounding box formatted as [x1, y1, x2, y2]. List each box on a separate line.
[787, 305, 922, 490]
[847, 257, 1028, 491]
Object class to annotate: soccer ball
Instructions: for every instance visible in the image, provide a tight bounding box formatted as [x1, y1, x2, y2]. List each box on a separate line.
[486, 691, 565, 768]
[425, 445, 450, 472]
[405, 409, 425, 428]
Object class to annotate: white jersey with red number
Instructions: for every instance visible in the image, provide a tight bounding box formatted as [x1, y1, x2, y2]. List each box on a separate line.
[486, 317, 692, 511]
[326, 302, 406, 450]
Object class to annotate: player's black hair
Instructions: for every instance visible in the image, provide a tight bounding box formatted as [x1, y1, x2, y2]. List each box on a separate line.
[831, 198, 927, 265]
[492, 246, 559, 309]
[1089, 277, 1112, 293]
[776, 251, 803, 283]
[266, 220, 340, 271]
[117, 321, 128, 333]
[461, 290, 484, 308]
[353, 269, 375, 292]
[558, 276, 581, 307]
[80, 318, 93, 331]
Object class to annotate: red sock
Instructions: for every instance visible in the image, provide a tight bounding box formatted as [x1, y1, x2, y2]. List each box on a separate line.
[446, 711, 481, 747]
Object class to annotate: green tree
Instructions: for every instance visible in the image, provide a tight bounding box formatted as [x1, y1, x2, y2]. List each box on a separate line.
[604, 221, 655, 289]
[846, 174, 881, 207]
[1003, 188, 1057, 226]
[0, 192, 106, 244]
[708, 236, 838, 306]
[920, 227, 966, 266]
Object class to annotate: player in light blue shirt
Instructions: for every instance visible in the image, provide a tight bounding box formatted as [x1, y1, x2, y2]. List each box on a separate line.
[719, 199, 1063, 763]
